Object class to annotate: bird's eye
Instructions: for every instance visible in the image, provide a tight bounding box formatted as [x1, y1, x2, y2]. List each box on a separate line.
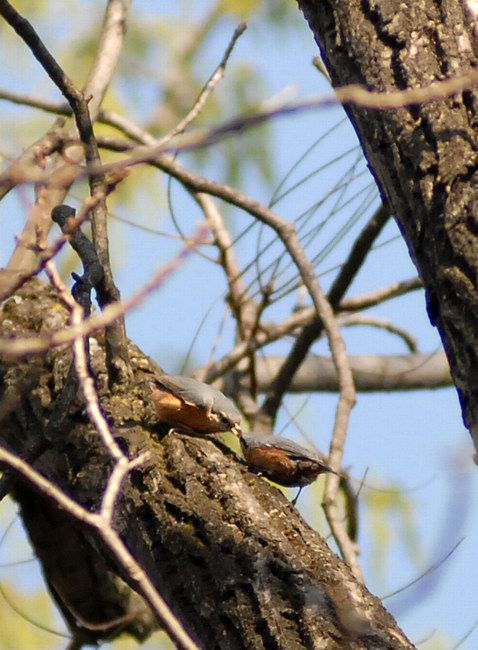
[220, 415, 231, 427]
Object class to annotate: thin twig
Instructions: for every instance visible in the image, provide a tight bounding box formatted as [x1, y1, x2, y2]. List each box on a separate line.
[0, 0, 131, 382]
[0, 116, 66, 201]
[101, 452, 150, 524]
[5, 53, 478, 164]
[83, 0, 131, 119]
[0, 87, 71, 114]
[155, 21, 247, 150]
[43, 255, 120, 461]
[194, 192, 261, 413]
[70, 305, 127, 465]
[258, 203, 389, 427]
[0, 581, 70, 640]
[452, 616, 478, 650]
[328, 204, 391, 304]
[339, 314, 418, 352]
[54, 63, 478, 170]
[340, 277, 423, 311]
[0, 198, 98, 302]
[0, 224, 210, 358]
[195, 192, 257, 342]
[382, 538, 464, 601]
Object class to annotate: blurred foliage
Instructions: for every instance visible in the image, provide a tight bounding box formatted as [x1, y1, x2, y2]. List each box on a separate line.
[364, 482, 425, 582]
[0, 583, 58, 650]
[223, 0, 298, 23]
[0, 0, 301, 194]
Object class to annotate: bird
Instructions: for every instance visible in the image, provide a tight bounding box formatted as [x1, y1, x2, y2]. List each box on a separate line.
[150, 374, 242, 435]
[239, 431, 337, 504]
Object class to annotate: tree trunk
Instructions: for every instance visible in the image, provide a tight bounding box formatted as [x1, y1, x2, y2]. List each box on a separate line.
[0, 280, 414, 648]
[297, 0, 478, 448]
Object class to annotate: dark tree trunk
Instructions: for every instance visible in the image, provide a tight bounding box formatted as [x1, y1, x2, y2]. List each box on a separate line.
[297, 0, 478, 447]
[0, 280, 414, 648]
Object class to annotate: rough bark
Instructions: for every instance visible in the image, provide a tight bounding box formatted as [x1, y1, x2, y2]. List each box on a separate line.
[296, 0, 478, 444]
[0, 280, 413, 649]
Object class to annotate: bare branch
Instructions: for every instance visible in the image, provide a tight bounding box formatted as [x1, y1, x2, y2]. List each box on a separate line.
[258, 203, 389, 428]
[0, 224, 210, 358]
[155, 21, 247, 150]
[160, 65, 478, 151]
[68, 63, 478, 165]
[339, 314, 418, 352]
[0, 443, 200, 650]
[6, 22, 478, 162]
[0, 197, 98, 302]
[83, 0, 131, 118]
[0, 87, 70, 114]
[340, 278, 423, 311]
[11, 59, 478, 182]
[232, 353, 451, 393]
[0, 1, 131, 382]
[196, 276, 422, 383]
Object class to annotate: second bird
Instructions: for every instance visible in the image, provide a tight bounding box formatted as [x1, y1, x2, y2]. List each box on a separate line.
[240, 431, 337, 503]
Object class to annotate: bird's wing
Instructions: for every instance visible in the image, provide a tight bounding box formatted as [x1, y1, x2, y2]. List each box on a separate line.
[157, 375, 214, 409]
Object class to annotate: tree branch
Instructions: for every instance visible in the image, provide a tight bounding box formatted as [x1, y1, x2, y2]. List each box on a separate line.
[223, 352, 450, 393]
[0, 0, 131, 382]
[258, 203, 389, 427]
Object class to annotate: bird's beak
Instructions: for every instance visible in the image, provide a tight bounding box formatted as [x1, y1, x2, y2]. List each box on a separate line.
[231, 423, 242, 437]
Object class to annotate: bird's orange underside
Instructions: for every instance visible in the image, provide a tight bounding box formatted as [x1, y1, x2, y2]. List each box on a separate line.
[246, 446, 294, 474]
[151, 388, 220, 432]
